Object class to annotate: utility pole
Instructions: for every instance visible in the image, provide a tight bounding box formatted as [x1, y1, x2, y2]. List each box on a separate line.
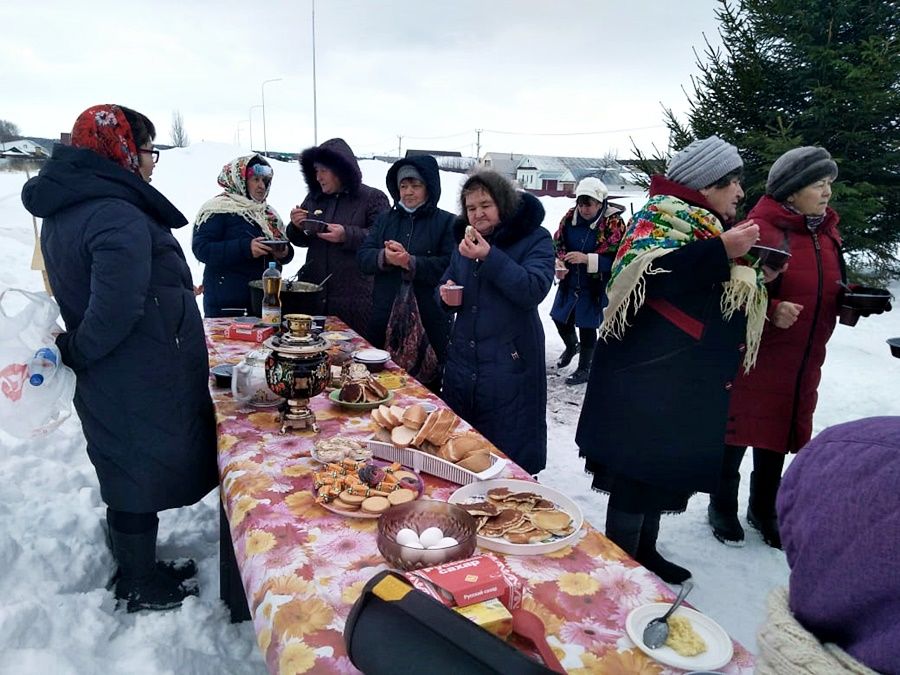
[249, 105, 263, 152]
[397, 135, 403, 159]
[311, 0, 318, 145]
[475, 128, 482, 160]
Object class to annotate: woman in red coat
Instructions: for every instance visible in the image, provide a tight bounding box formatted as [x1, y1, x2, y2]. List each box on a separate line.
[709, 147, 844, 549]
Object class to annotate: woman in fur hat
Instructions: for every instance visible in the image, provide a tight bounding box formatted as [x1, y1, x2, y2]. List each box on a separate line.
[439, 170, 555, 475]
[575, 136, 768, 583]
[549, 176, 627, 385]
[710, 146, 890, 550]
[192, 154, 293, 318]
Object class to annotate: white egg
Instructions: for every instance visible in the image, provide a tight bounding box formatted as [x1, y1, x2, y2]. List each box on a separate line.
[428, 537, 459, 549]
[395, 528, 420, 547]
[420, 547, 448, 566]
[400, 540, 424, 564]
[418, 527, 444, 548]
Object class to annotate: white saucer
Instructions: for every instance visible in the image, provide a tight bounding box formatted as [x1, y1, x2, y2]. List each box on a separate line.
[625, 603, 733, 671]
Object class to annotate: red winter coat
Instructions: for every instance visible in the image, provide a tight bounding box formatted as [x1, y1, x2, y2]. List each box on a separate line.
[725, 195, 842, 453]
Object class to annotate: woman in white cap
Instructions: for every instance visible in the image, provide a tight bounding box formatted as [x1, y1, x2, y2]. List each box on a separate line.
[549, 177, 626, 385]
[575, 135, 767, 583]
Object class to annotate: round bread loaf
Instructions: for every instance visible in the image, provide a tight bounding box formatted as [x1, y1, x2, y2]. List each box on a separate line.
[457, 450, 491, 473]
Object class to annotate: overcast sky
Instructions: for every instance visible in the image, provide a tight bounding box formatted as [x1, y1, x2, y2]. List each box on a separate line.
[3, 0, 725, 159]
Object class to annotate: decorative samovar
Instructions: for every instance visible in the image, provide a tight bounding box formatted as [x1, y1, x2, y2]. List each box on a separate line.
[263, 314, 331, 433]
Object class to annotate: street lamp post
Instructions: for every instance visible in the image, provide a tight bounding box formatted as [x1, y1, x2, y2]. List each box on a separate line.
[311, 0, 318, 145]
[249, 104, 263, 152]
[261, 78, 283, 157]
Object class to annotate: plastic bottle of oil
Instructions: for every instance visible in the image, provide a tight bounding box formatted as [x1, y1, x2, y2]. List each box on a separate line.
[261, 262, 282, 328]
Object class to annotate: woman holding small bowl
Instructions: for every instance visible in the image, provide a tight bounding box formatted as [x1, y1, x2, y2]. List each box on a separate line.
[192, 154, 292, 318]
[438, 170, 555, 476]
[710, 146, 891, 549]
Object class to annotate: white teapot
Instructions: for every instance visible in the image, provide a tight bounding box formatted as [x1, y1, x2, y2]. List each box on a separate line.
[231, 348, 281, 407]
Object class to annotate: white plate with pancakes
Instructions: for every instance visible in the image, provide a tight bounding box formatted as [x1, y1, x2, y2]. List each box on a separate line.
[625, 604, 733, 671]
[448, 479, 583, 555]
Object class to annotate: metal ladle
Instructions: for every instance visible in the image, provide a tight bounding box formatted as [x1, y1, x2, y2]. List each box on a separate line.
[642, 581, 694, 649]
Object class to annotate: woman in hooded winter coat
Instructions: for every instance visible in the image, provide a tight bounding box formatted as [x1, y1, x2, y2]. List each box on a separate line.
[756, 416, 900, 675]
[286, 138, 389, 340]
[192, 154, 293, 317]
[575, 136, 768, 584]
[709, 146, 890, 550]
[549, 177, 626, 386]
[21, 105, 218, 612]
[357, 155, 456, 391]
[438, 170, 555, 476]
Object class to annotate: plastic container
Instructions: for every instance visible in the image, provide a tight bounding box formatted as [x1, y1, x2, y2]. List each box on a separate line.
[28, 345, 60, 386]
[260, 262, 282, 328]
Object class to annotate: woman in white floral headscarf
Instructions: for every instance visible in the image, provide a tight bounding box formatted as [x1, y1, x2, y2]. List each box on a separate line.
[192, 154, 293, 317]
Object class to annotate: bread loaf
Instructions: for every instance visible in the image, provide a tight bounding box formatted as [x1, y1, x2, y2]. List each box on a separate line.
[457, 451, 492, 473]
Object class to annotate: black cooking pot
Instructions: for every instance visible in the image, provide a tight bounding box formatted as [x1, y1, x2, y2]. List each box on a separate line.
[248, 279, 326, 316]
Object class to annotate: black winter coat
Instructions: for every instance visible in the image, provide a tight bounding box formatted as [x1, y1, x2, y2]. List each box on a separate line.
[358, 155, 456, 363]
[192, 212, 294, 317]
[286, 138, 389, 339]
[440, 193, 555, 475]
[575, 177, 747, 507]
[21, 144, 218, 513]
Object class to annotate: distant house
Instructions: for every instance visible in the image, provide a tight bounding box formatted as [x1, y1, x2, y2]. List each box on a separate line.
[405, 149, 477, 174]
[479, 152, 523, 181]
[514, 154, 638, 197]
[0, 138, 54, 158]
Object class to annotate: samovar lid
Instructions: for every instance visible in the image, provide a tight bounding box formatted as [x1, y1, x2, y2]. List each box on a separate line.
[265, 314, 328, 355]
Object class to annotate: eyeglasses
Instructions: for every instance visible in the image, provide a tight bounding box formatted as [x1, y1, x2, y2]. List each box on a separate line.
[137, 148, 160, 164]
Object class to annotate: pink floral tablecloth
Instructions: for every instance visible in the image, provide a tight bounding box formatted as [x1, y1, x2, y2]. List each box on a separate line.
[205, 318, 754, 675]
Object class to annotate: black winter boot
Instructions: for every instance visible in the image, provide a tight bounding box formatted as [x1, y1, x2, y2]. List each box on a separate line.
[636, 511, 692, 584]
[604, 507, 643, 557]
[556, 331, 579, 369]
[708, 445, 746, 547]
[104, 518, 198, 585]
[109, 525, 198, 612]
[565, 343, 594, 386]
[747, 449, 784, 549]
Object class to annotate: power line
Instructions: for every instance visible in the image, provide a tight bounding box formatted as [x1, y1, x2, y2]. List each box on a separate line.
[481, 124, 666, 137]
[402, 130, 472, 141]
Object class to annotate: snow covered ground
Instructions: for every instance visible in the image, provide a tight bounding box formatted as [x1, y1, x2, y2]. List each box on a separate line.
[1, 144, 898, 674]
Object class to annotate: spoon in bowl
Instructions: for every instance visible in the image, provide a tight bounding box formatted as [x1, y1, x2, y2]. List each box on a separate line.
[642, 581, 694, 649]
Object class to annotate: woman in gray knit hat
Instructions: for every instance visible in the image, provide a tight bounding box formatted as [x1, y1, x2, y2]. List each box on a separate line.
[710, 145, 889, 550]
[576, 135, 770, 583]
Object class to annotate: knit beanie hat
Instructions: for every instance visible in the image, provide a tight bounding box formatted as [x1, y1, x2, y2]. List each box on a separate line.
[666, 135, 743, 190]
[766, 146, 838, 202]
[397, 164, 424, 188]
[574, 177, 609, 203]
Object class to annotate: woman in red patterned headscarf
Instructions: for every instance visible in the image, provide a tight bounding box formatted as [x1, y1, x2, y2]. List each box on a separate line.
[22, 105, 218, 612]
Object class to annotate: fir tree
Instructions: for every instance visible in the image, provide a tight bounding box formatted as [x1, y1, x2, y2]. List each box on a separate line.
[633, 0, 900, 279]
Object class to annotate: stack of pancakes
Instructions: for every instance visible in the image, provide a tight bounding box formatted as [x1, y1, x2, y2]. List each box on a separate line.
[460, 487, 575, 544]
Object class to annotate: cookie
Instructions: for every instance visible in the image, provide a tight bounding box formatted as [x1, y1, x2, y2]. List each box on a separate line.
[361, 496, 390, 514]
[387, 488, 416, 505]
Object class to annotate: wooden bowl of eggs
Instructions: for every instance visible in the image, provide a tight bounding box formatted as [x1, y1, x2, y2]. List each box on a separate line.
[377, 500, 477, 571]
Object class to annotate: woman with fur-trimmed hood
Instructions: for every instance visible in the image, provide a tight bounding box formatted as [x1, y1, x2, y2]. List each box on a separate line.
[286, 138, 389, 340]
[438, 170, 555, 475]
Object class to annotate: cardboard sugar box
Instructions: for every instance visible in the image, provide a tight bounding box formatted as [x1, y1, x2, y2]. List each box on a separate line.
[453, 597, 513, 639]
[224, 323, 275, 343]
[406, 553, 522, 610]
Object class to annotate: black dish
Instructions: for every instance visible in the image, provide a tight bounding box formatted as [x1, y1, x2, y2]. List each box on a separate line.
[888, 338, 900, 359]
[211, 364, 234, 388]
[748, 245, 791, 269]
[259, 239, 288, 247]
[842, 286, 892, 312]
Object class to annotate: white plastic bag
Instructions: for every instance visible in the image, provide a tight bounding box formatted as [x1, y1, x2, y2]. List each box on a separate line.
[0, 288, 76, 438]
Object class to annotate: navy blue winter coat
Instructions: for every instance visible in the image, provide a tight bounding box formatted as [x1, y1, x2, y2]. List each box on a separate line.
[21, 144, 218, 513]
[192, 211, 294, 317]
[440, 192, 555, 475]
[358, 155, 456, 363]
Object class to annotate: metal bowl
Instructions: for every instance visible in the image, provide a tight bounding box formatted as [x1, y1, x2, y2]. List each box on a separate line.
[748, 244, 791, 269]
[888, 338, 900, 359]
[842, 286, 892, 312]
[210, 364, 233, 388]
[377, 500, 477, 571]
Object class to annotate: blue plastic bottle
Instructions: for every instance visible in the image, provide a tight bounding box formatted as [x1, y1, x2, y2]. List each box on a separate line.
[28, 345, 60, 386]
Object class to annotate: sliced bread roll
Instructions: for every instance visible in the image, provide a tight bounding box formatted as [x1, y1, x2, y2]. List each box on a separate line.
[457, 450, 492, 473]
[391, 424, 417, 447]
[402, 404, 427, 430]
[411, 411, 439, 447]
